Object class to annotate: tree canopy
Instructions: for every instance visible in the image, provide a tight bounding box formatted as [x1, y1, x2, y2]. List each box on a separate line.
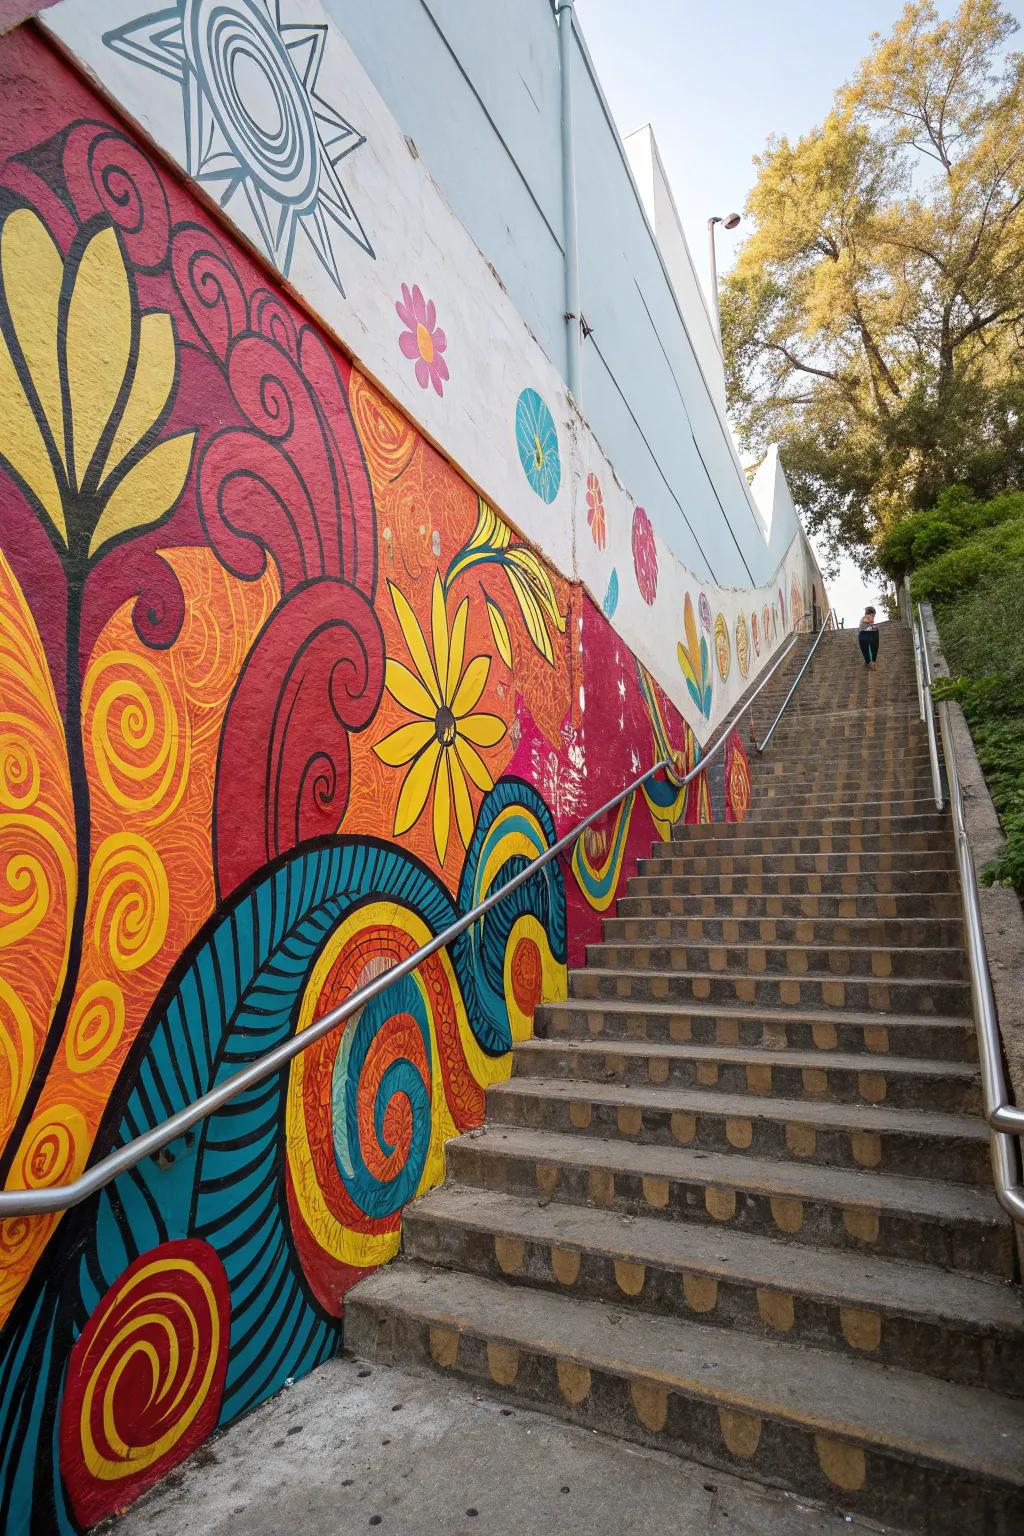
[721, 0, 1024, 571]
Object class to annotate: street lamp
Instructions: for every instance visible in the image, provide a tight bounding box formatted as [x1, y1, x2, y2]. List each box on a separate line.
[707, 212, 741, 341]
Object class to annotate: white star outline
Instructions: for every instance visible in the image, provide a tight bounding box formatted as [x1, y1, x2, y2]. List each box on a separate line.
[104, 0, 374, 293]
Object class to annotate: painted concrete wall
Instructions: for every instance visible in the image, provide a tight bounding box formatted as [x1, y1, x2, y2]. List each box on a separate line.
[41, 0, 825, 741]
[0, 25, 762, 1532]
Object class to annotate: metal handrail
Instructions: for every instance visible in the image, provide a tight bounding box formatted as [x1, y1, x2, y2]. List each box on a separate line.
[756, 608, 836, 752]
[911, 602, 1024, 1222]
[906, 579, 927, 723]
[912, 601, 946, 811]
[0, 632, 804, 1217]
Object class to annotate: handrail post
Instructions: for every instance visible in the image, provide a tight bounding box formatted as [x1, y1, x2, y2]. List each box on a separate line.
[914, 605, 945, 811]
[907, 579, 926, 722]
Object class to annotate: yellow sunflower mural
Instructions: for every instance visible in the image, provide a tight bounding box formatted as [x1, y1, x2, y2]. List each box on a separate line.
[374, 574, 507, 863]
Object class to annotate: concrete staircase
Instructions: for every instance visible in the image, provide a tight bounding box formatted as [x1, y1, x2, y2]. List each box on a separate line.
[347, 623, 1024, 1534]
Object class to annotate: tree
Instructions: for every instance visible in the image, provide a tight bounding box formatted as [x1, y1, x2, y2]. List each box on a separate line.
[721, 0, 1024, 571]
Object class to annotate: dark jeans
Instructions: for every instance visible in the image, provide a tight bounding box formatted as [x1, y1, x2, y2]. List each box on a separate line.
[859, 629, 879, 664]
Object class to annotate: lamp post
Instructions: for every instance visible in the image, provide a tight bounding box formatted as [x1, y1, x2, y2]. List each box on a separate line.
[707, 211, 741, 342]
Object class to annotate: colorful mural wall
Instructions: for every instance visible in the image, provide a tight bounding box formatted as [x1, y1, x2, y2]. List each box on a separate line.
[0, 28, 773, 1534]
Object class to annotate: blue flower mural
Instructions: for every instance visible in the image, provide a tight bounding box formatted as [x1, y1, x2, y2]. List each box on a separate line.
[515, 387, 561, 503]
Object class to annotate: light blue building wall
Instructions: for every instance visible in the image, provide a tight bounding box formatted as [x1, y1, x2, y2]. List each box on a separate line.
[329, 0, 774, 587]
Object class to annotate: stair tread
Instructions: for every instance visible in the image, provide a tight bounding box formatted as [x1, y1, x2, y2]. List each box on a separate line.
[516, 1038, 978, 1079]
[407, 1185, 1024, 1335]
[578, 965, 969, 989]
[590, 941, 960, 958]
[491, 1077, 987, 1139]
[353, 1263, 1024, 1480]
[542, 997, 974, 1027]
[461, 1125, 1006, 1223]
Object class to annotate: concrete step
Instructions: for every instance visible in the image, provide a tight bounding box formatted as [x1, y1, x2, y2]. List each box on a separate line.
[677, 812, 949, 840]
[585, 940, 967, 982]
[347, 1265, 1024, 1534]
[602, 913, 964, 950]
[402, 1185, 1024, 1394]
[537, 998, 978, 1062]
[755, 748, 934, 770]
[445, 1126, 1014, 1278]
[627, 870, 960, 898]
[654, 831, 952, 857]
[740, 792, 943, 818]
[639, 850, 957, 877]
[485, 1077, 990, 1186]
[615, 890, 964, 921]
[512, 1037, 981, 1114]
[568, 965, 972, 1017]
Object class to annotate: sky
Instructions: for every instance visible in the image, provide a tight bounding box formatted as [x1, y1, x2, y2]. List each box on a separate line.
[575, 0, 1024, 623]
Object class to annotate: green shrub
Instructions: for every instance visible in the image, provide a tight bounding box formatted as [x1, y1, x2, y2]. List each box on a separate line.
[933, 674, 1024, 890]
[910, 517, 958, 564]
[910, 541, 993, 601]
[888, 486, 1024, 893]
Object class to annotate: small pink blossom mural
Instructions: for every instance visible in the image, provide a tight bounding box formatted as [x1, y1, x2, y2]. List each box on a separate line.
[631, 505, 658, 605]
[586, 473, 606, 549]
[396, 283, 449, 396]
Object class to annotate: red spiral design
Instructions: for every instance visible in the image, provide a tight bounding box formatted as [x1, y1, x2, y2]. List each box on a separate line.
[59, 1240, 229, 1526]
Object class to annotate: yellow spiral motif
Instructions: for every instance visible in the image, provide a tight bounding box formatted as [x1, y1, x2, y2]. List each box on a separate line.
[61, 1243, 230, 1523]
[80, 1262, 220, 1479]
[18, 1102, 88, 1189]
[91, 833, 169, 973]
[65, 979, 126, 1075]
[0, 838, 49, 951]
[0, 731, 40, 811]
[84, 649, 187, 824]
[0, 813, 73, 953]
[0, 976, 32, 1123]
[0, 1209, 50, 1320]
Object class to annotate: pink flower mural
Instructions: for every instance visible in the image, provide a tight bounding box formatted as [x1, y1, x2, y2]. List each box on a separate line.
[586, 472, 606, 548]
[396, 283, 449, 396]
[631, 505, 658, 605]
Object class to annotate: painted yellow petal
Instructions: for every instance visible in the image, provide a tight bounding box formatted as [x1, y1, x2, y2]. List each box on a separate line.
[451, 655, 490, 719]
[449, 750, 475, 849]
[100, 311, 175, 485]
[455, 736, 495, 792]
[677, 640, 698, 690]
[1, 209, 66, 472]
[446, 595, 468, 703]
[430, 574, 450, 708]
[432, 748, 452, 864]
[684, 594, 700, 670]
[88, 431, 195, 559]
[485, 598, 513, 668]
[374, 719, 437, 767]
[66, 226, 133, 489]
[0, 316, 65, 543]
[458, 712, 506, 748]
[394, 739, 440, 836]
[385, 659, 438, 720]
[388, 581, 439, 703]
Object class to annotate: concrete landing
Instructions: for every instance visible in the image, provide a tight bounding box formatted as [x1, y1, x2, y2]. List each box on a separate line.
[104, 1355, 889, 1536]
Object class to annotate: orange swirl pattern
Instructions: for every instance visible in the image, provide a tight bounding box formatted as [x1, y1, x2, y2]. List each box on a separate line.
[58, 1240, 230, 1527]
[349, 366, 420, 485]
[0, 1101, 88, 1319]
[0, 551, 278, 1330]
[0, 550, 75, 1151]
